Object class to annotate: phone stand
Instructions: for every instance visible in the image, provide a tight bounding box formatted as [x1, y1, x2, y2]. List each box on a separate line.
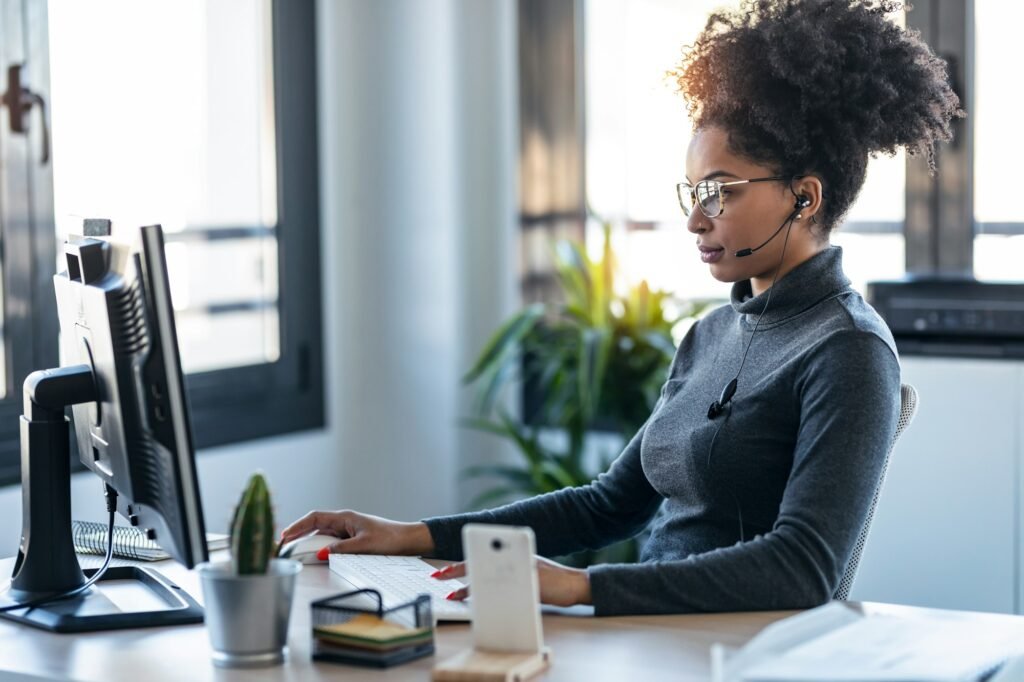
[432, 646, 551, 682]
[434, 525, 551, 681]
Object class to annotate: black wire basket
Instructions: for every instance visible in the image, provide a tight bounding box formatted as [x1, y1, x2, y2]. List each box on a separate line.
[310, 588, 435, 668]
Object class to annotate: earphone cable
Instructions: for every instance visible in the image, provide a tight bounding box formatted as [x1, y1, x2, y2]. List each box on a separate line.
[731, 211, 797, 385]
[705, 210, 799, 542]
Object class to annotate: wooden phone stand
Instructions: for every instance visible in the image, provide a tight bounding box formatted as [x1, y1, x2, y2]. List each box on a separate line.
[432, 646, 552, 682]
[435, 526, 551, 681]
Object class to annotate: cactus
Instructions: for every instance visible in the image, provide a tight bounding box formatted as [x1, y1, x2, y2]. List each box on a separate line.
[229, 473, 276, 575]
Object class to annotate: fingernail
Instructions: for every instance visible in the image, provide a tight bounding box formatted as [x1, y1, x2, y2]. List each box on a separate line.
[445, 591, 459, 600]
[316, 547, 330, 561]
[430, 570, 443, 578]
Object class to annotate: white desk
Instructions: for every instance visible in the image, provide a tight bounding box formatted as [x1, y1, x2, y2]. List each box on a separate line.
[3, 555, 1024, 681]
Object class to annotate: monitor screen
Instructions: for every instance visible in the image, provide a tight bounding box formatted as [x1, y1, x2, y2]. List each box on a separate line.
[54, 225, 207, 568]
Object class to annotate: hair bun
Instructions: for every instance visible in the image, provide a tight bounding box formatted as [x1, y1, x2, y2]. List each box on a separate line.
[674, 0, 964, 229]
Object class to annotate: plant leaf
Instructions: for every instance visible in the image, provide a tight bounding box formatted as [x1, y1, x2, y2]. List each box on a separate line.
[458, 416, 518, 440]
[461, 464, 534, 488]
[467, 486, 526, 510]
[538, 459, 582, 489]
[477, 350, 521, 415]
[462, 304, 545, 385]
[554, 242, 592, 315]
[577, 326, 613, 423]
[495, 410, 548, 468]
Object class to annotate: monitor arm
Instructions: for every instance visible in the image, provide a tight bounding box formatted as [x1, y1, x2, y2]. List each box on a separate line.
[10, 364, 97, 598]
[2, 363, 204, 634]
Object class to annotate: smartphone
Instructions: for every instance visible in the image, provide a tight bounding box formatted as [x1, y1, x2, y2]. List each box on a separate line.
[462, 524, 544, 654]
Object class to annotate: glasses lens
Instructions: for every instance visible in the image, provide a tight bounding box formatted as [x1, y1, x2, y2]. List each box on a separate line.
[696, 181, 721, 217]
[676, 183, 694, 216]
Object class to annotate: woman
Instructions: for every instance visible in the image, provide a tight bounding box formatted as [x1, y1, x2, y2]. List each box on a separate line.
[282, 0, 962, 616]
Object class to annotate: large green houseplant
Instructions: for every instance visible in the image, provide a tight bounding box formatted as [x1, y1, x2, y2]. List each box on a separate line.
[462, 225, 705, 565]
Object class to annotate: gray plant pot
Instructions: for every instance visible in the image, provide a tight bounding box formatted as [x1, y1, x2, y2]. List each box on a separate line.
[197, 558, 302, 668]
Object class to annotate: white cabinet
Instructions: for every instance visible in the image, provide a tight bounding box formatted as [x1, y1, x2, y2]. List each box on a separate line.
[849, 358, 1022, 614]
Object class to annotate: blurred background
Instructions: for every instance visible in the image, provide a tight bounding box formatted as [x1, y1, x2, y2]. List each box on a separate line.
[0, 0, 1020, 615]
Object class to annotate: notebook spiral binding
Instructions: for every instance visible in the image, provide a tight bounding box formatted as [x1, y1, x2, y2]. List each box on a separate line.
[71, 520, 169, 561]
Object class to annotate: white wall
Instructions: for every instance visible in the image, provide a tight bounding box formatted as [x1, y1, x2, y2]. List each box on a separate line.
[320, 0, 518, 519]
[851, 357, 1024, 614]
[0, 1, 517, 556]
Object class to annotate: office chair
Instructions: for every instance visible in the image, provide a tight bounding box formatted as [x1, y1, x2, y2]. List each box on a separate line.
[833, 383, 919, 601]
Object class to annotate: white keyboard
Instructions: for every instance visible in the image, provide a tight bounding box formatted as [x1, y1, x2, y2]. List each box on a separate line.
[328, 554, 471, 622]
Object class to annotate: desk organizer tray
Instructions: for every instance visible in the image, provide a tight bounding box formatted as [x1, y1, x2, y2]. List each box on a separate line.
[311, 588, 434, 668]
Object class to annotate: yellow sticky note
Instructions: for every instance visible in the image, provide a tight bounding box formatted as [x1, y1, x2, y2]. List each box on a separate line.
[315, 613, 430, 643]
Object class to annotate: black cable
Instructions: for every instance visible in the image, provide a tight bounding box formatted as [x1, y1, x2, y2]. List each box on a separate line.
[0, 486, 118, 613]
[705, 210, 798, 542]
[704, 403, 748, 541]
[706, 402, 732, 470]
[733, 209, 794, 385]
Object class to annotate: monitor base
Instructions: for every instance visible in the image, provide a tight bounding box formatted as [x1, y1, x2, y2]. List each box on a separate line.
[0, 565, 203, 633]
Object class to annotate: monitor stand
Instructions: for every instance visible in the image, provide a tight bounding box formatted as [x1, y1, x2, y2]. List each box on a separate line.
[0, 365, 204, 632]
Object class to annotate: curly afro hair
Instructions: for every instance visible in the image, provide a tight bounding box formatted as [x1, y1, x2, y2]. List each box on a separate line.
[673, 0, 964, 232]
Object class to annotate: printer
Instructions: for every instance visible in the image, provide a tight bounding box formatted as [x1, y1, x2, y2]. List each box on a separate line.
[867, 278, 1024, 359]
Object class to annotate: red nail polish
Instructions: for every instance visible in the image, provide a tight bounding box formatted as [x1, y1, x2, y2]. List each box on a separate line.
[445, 591, 458, 600]
[316, 547, 330, 561]
[430, 570, 442, 578]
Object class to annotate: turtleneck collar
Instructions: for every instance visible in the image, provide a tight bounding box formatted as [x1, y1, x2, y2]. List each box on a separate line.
[730, 246, 852, 328]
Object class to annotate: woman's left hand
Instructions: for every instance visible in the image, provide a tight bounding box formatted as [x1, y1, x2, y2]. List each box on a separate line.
[431, 555, 592, 607]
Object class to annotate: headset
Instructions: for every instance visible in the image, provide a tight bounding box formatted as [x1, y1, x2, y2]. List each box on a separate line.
[706, 193, 811, 419]
[704, 190, 811, 541]
[734, 194, 812, 258]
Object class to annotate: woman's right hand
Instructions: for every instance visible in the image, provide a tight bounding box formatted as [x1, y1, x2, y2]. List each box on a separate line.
[279, 510, 435, 557]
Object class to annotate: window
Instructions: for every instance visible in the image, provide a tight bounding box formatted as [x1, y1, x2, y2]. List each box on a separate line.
[973, 2, 1024, 281]
[583, 0, 908, 298]
[48, 0, 281, 373]
[0, 0, 322, 485]
[584, 0, 731, 302]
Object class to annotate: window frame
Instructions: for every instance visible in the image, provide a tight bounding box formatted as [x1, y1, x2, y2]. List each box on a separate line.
[0, 0, 60, 484]
[904, 0, 976, 276]
[0, 0, 323, 486]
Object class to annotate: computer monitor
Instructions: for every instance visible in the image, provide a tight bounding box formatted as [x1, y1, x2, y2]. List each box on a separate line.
[0, 222, 208, 632]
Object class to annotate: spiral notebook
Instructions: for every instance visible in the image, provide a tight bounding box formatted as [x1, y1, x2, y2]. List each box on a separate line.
[71, 520, 229, 562]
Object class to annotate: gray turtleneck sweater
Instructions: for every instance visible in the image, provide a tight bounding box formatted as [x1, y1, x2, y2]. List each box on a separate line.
[424, 246, 901, 616]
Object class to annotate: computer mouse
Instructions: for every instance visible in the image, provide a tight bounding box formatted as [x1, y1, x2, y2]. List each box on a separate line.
[278, 533, 336, 564]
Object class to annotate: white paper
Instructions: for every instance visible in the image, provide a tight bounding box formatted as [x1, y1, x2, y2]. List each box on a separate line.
[987, 654, 1024, 682]
[713, 603, 862, 682]
[715, 603, 1024, 682]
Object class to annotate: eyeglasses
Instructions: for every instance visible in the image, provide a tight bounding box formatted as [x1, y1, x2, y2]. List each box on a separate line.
[676, 176, 788, 218]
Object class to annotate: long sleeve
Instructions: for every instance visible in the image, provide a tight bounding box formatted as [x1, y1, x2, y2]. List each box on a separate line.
[423, 414, 664, 560]
[587, 330, 901, 615]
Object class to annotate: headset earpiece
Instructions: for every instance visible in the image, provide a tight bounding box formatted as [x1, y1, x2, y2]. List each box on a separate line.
[795, 195, 811, 209]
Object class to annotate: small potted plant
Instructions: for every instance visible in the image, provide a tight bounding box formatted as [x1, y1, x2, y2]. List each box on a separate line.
[197, 473, 301, 668]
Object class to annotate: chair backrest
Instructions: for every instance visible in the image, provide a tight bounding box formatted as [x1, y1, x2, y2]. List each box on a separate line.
[833, 383, 918, 600]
